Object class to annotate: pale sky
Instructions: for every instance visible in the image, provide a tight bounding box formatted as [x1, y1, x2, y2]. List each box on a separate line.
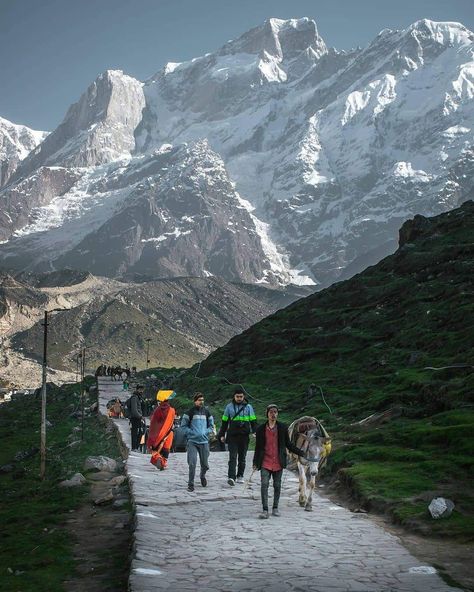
[1, 0, 473, 131]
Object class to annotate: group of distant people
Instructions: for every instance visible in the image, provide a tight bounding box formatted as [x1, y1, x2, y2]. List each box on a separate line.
[96, 363, 140, 394]
[123, 385, 306, 518]
[95, 363, 137, 381]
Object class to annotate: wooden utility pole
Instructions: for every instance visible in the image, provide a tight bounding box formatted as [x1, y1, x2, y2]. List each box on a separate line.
[40, 311, 49, 480]
[145, 338, 151, 369]
[39, 307, 66, 479]
[81, 347, 86, 441]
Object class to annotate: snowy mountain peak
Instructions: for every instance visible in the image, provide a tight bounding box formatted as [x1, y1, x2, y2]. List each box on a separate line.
[220, 17, 327, 61]
[1, 16, 473, 288]
[407, 19, 474, 46]
[12, 69, 145, 178]
[61, 68, 144, 134]
[0, 116, 48, 187]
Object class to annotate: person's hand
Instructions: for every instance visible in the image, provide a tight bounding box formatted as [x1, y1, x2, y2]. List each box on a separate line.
[251, 433, 256, 439]
[220, 436, 225, 443]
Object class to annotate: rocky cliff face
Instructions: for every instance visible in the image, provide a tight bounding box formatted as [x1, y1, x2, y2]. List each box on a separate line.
[0, 18, 472, 286]
[12, 70, 145, 177]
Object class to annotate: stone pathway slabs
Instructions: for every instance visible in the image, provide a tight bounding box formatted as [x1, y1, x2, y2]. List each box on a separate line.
[97, 377, 461, 592]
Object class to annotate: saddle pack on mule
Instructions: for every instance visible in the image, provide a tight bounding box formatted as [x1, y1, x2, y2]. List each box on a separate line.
[289, 416, 332, 469]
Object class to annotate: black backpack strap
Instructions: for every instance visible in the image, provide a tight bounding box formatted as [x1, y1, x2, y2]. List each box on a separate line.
[230, 403, 247, 421]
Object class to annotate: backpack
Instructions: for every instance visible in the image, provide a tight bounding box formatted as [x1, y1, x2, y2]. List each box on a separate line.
[123, 397, 132, 419]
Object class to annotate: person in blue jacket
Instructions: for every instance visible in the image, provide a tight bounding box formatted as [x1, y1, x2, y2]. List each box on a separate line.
[181, 392, 215, 492]
[218, 388, 257, 486]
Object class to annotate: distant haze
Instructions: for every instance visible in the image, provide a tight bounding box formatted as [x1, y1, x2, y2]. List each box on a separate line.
[1, 0, 473, 131]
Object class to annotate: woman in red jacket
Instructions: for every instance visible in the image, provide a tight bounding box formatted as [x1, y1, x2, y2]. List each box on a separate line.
[147, 390, 176, 469]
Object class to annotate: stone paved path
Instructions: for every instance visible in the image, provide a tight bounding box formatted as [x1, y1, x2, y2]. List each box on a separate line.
[98, 377, 461, 592]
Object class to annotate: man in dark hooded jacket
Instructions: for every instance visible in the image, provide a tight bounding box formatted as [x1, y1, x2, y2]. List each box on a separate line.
[129, 385, 145, 451]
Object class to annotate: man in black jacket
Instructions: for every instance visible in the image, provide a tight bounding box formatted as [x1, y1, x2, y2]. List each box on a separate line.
[129, 385, 145, 451]
[218, 388, 257, 485]
[253, 404, 305, 519]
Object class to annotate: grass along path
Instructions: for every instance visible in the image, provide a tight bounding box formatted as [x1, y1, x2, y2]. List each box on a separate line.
[0, 379, 131, 591]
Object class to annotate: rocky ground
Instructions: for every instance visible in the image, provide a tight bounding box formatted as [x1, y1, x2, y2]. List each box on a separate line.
[0, 340, 76, 388]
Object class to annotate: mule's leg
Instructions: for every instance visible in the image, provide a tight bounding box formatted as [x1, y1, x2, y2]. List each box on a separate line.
[297, 462, 307, 507]
[305, 474, 316, 512]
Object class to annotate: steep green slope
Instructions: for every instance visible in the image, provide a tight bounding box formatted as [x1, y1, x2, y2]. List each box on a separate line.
[176, 201, 474, 539]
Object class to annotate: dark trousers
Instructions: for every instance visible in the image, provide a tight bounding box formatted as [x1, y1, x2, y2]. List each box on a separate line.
[227, 433, 249, 479]
[261, 468, 283, 511]
[130, 417, 141, 450]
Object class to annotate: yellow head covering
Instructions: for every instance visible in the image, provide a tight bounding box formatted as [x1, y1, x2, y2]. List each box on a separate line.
[156, 389, 176, 402]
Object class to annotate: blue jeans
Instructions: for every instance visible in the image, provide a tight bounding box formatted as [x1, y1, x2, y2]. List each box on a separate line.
[260, 468, 282, 511]
[187, 442, 209, 485]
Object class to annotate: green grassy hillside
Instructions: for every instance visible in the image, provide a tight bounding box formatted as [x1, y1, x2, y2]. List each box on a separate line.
[175, 201, 474, 539]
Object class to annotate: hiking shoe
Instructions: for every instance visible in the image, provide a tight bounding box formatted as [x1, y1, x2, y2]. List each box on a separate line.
[187, 484, 194, 492]
[272, 508, 281, 517]
[227, 478, 235, 486]
[259, 510, 269, 519]
[200, 475, 207, 487]
[236, 476, 244, 484]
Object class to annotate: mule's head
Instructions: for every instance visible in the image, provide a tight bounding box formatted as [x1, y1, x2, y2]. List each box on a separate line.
[305, 429, 325, 476]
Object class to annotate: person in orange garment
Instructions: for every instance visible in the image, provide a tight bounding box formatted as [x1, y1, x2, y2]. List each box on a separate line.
[147, 390, 176, 470]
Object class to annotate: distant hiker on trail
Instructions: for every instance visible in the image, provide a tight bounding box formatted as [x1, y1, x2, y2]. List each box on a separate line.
[253, 404, 305, 519]
[218, 388, 257, 486]
[129, 385, 146, 451]
[147, 390, 176, 470]
[181, 392, 215, 492]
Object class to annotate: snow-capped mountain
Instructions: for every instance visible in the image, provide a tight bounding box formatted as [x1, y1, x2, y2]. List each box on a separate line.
[0, 17, 473, 286]
[0, 117, 47, 187]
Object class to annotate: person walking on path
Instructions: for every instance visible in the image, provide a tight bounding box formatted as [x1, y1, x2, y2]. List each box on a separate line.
[129, 385, 146, 451]
[253, 404, 305, 519]
[147, 390, 176, 469]
[181, 392, 215, 492]
[218, 388, 257, 486]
